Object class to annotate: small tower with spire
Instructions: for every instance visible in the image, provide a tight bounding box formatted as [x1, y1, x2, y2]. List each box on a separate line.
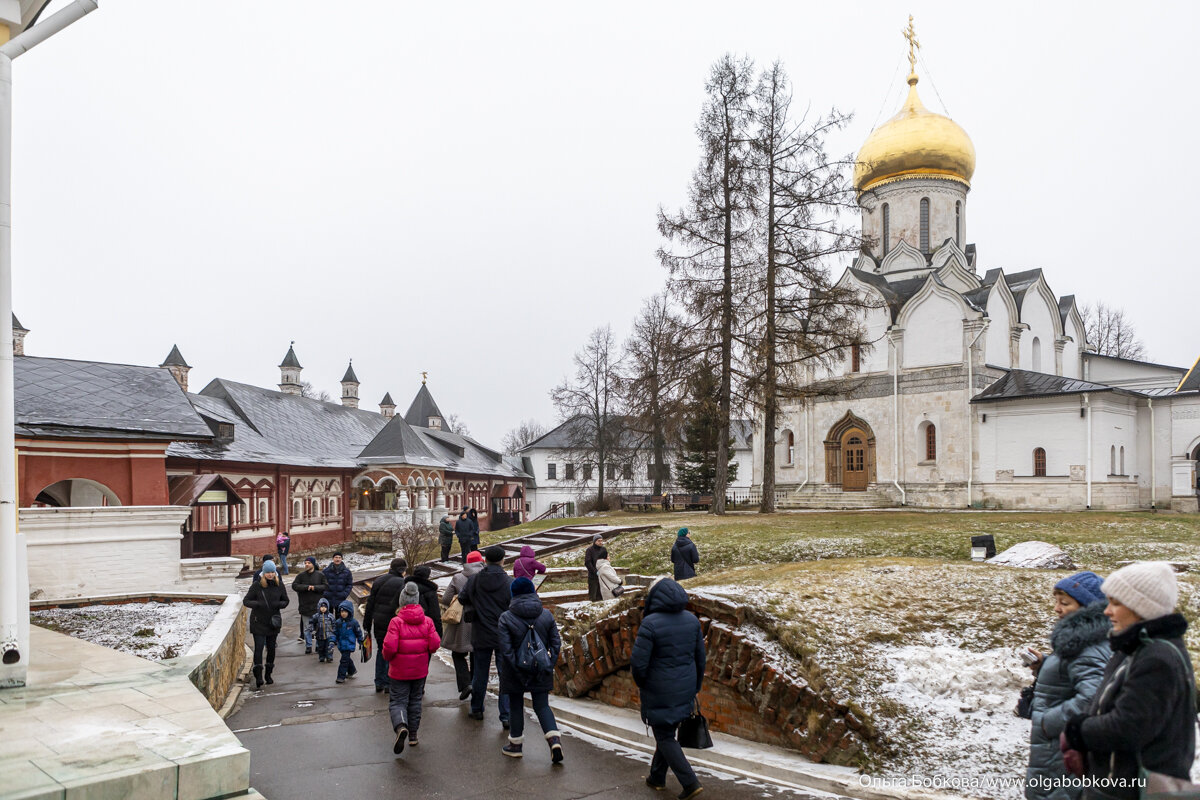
[340, 360, 360, 408]
[279, 342, 303, 396]
[379, 392, 396, 418]
[160, 344, 191, 392]
[12, 314, 28, 356]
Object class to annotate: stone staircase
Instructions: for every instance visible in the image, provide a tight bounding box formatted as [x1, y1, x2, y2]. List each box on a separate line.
[776, 484, 899, 510]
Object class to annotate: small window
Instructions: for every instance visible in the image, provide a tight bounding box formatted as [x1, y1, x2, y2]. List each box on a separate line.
[919, 197, 930, 253]
[258, 499, 269, 522]
[292, 499, 302, 519]
[1119, 446, 1125, 475]
[1033, 448, 1047, 477]
[1032, 337, 1042, 373]
[955, 201, 962, 246]
[786, 430, 795, 465]
[882, 203, 890, 256]
[622, 463, 633, 480]
[547, 463, 556, 480]
[565, 463, 575, 481]
[851, 343, 861, 373]
[606, 464, 616, 481]
[311, 498, 320, 517]
[1110, 445, 1116, 475]
[926, 424, 937, 461]
[583, 464, 593, 481]
[330, 498, 338, 517]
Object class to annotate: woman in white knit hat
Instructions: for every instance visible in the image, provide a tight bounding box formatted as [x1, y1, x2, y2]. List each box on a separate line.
[1060, 561, 1196, 800]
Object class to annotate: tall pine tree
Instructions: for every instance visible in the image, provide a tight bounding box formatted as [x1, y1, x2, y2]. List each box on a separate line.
[674, 368, 738, 495]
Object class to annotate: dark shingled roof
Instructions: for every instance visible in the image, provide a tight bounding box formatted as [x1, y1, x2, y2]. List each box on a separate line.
[971, 369, 1122, 403]
[521, 415, 753, 452]
[12, 313, 27, 332]
[849, 269, 929, 322]
[341, 361, 358, 383]
[279, 345, 302, 369]
[404, 384, 444, 426]
[358, 413, 442, 466]
[160, 344, 189, 368]
[16, 355, 212, 441]
[380, 392, 395, 406]
[1058, 295, 1076, 329]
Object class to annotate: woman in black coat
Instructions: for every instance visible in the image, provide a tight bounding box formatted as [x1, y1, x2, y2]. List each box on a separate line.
[631, 578, 706, 799]
[242, 560, 290, 689]
[406, 565, 443, 637]
[1062, 561, 1196, 800]
[497, 577, 563, 762]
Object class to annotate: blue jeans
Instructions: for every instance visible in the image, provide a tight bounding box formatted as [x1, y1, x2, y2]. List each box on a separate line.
[649, 722, 697, 789]
[470, 646, 511, 720]
[301, 613, 313, 648]
[337, 649, 357, 680]
[277, 553, 289, 575]
[506, 691, 557, 740]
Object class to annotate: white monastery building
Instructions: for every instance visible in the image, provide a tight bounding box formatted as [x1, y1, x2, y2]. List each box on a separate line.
[753, 55, 1200, 513]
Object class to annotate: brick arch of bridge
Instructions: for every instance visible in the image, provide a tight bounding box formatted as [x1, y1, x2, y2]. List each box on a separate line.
[551, 592, 875, 766]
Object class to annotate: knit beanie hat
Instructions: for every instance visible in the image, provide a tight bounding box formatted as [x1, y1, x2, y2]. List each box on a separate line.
[414, 565, 432, 581]
[1054, 571, 1106, 607]
[1101, 561, 1178, 621]
[466, 550, 484, 564]
[390, 558, 407, 574]
[400, 582, 421, 606]
[484, 545, 505, 563]
[305, 557, 318, 568]
[592, 534, 603, 544]
[677, 528, 690, 538]
[511, 577, 536, 596]
[262, 559, 277, 575]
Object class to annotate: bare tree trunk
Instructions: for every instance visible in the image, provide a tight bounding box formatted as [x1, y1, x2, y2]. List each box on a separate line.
[713, 127, 734, 516]
[760, 167, 778, 513]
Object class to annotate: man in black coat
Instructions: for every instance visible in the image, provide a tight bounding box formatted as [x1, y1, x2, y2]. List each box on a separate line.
[454, 510, 475, 563]
[363, 558, 407, 692]
[290, 556, 328, 652]
[460, 545, 513, 725]
[438, 514, 456, 562]
[322, 553, 355, 610]
[405, 564, 443, 638]
[584, 535, 607, 601]
[631, 578, 706, 798]
[670, 528, 700, 581]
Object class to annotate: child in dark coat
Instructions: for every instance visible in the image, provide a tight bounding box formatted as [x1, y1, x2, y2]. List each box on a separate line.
[333, 599, 364, 683]
[311, 597, 335, 662]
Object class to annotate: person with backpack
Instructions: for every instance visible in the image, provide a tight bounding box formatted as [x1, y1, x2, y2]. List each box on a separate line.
[459, 545, 513, 726]
[1061, 562, 1196, 800]
[631, 577, 706, 799]
[363, 558, 408, 693]
[670, 528, 699, 581]
[382, 581, 441, 754]
[242, 559, 290, 689]
[497, 577, 563, 761]
[441, 550, 483, 700]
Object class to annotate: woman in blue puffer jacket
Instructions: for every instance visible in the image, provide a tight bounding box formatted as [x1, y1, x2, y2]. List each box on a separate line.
[1022, 571, 1111, 800]
[631, 578, 706, 800]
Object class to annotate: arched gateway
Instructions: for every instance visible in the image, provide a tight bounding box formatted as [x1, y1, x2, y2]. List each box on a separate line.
[825, 412, 877, 491]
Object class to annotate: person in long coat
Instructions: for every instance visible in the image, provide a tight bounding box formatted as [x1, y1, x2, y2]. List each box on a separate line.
[670, 528, 699, 581]
[584, 535, 607, 601]
[595, 558, 624, 600]
[497, 578, 564, 762]
[363, 558, 408, 692]
[322, 552, 354, 609]
[459, 546, 513, 725]
[441, 551, 483, 698]
[1021, 572, 1111, 800]
[512, 545, 547, 581]
[405, 565, 443, 638]
[1062, 562, 1196, 800]
[242, 560, 290, 689]
[631, 578, 705, 799]
[454, 511, 475, 563]
[438, 514, 456, 563]
[290, 556, 328, 653]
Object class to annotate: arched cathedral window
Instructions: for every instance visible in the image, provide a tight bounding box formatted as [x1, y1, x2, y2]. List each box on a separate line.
[1032, 337, 1042, 372]
[926, 424, 937, 461]
[919, 197, 930, 253]
[1033, 448, 1047, 477]
[882, 203, 890, 256]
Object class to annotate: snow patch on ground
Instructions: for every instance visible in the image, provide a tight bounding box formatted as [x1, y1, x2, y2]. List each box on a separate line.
[987, 541, 1074, 570]
[31, 601, 219, 661]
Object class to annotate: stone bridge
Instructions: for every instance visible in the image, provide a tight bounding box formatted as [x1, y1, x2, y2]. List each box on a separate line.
[551, 591, 877, 766]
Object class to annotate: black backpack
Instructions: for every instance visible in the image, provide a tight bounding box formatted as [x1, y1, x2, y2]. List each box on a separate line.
[516, 622, 552, 673]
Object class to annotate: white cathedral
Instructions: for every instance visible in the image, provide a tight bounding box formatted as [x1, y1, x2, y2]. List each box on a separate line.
[752, 53, 1200, 513]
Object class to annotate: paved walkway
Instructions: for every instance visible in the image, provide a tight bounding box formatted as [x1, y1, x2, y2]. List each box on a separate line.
[228, 630, 823, 799]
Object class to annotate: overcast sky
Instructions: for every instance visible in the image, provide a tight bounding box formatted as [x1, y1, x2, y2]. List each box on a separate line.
[12, 1, 1199, 444]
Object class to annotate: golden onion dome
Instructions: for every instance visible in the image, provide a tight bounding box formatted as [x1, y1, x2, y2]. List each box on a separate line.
[854, 72, 975, 194]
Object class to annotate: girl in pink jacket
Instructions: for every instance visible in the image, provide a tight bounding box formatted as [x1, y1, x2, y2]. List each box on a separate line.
[382, 582, 441, 754]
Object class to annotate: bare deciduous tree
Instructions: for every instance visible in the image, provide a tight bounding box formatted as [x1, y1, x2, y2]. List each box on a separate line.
[299, 381, 332, 402]
[501, 419, 547, 455]
[623, 294, 689, 495]
[391, 521, 437, 566]
[551, 326, 626, 509]
[445, 413, 471, 437]
[1082, 302, 1147, 361]
[658, 53, 758, 515]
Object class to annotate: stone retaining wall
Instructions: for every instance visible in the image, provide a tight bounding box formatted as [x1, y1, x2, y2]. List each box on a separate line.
[553, 592, 875, 766]
[179, 594, 248, 711]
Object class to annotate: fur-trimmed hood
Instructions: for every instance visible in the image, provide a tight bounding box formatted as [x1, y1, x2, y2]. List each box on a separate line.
[1050, 601, 1111, 659]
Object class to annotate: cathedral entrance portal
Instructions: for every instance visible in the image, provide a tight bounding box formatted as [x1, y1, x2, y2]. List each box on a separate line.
[824, 412, 877, 491]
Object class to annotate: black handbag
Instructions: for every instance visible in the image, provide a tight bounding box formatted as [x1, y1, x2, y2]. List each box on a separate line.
[677, 699, 713, 750]
[262, 586, 282, 633]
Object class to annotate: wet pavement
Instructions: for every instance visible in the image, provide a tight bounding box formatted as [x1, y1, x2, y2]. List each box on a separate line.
[227, 624, 825, 799]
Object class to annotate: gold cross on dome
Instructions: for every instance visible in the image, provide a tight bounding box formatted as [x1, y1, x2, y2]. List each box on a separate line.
[421, 371, 428, 385]
[903, 15, 921, 75]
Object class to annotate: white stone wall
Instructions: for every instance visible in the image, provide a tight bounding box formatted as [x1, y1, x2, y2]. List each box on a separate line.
[859, 178, 967, 260]
[21, 506, 208, 602]
[1017, 288, 1058, 374]
[1085, 355, 1186, 391]
[984, 290, 1014, 368]
[903, 295, 966, 368]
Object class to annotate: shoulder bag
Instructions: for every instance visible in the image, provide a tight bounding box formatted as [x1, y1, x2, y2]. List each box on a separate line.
[261, 586, 282, 634]
[443, 595, 464, 624]
[678, 699, 713, 750]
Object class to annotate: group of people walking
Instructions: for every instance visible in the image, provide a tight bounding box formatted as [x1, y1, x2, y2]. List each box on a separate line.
[1020, 561, 1196, 800]
[439, 508, 481, 563]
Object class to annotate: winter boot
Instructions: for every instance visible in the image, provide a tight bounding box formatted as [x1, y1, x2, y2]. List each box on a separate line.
[252, 665, 263, 689]
[677, 784, 704, 799]
[305, 646, 312, 655]
[393, 725, 408, 755]
[502, 736, 523, 758]
[264, 664, 274, 685]
[546, 730, 564, 763]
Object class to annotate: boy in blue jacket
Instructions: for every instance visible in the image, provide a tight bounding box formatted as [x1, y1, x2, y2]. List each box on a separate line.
[311, 597, 335, 663]
[333, 599, 364, 683]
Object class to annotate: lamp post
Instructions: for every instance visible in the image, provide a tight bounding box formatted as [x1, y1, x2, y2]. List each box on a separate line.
[0, 0, 98, 689]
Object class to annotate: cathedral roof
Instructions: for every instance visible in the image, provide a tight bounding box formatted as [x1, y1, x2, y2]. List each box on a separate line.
[854, 71, 975, 193]
[358, 413, 442, 466]
[971, 370, 1138, 403]
[849, 269, 931, 322]
[279, 344, 302, 369]
[341, 361, 358, 383]
[404, 384, 445, 426]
